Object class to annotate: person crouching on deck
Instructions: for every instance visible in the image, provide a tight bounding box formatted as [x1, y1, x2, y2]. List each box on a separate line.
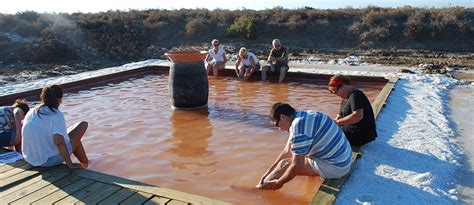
[328, 75, 377, 146]
[256, 102, 352, 190]
[22, 85, 89, 169]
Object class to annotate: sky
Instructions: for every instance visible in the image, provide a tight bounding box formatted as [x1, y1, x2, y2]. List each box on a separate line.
[1, 0, 473, 14]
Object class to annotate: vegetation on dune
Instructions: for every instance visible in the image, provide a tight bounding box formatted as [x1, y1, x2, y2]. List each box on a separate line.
[0, 7, 473, 64]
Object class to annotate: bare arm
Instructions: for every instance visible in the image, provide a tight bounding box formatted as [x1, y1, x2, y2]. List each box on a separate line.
[275, 154, 304, 187]
[235, 58, 242, 75]
[222, 52, 227, 63]
[336, 109, 364, 125]
[205, 54, 211, 63]
[12, 108, 24, 151]
[259, 154, 304, 190]
[53, 134, 80, 169]
[258, 139, 292, 185]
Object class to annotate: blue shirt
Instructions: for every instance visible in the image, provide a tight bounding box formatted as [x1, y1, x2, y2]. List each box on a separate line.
[289, 110, 352, 169]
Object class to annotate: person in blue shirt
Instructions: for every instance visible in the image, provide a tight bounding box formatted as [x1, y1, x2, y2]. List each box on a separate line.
[257, 102, 353, 190]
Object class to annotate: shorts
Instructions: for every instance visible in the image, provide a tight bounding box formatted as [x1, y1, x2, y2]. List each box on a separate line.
[308, 157, 351, 179]
[243, 64, 261, 71]
[39, 141, 73, 167]
[0, 130, 16, 146]
[208, 60, 225, 66]
[270, 64, 289, 72]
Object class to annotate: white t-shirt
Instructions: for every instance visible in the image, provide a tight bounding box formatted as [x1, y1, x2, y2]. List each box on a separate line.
[208, 48, 225, 62]
[241, 52, 259, 66]
[21, 106, 70, 166]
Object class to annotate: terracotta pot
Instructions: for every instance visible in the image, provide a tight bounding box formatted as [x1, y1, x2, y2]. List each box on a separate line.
[165, 50, 208, 63]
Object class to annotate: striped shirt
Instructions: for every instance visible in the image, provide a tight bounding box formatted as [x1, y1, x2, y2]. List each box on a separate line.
[289, 110, 352, 169]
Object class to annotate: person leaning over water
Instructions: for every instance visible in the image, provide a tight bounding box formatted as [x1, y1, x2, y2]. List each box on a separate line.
[22, 85, 89, 169]
[0, 99, 29, 152]
[235, 47, 260, 81]
[261, 39, 289, 83]
[328, 75, 377, 146]
[256, 102, 352, 190]
[205, 39, 227, 79]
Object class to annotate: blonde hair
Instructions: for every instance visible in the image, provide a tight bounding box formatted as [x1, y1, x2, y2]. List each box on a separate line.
[239, 47, 248, 58]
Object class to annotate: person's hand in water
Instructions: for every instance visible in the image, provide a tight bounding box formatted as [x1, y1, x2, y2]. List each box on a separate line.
[256, 180, 283, 190]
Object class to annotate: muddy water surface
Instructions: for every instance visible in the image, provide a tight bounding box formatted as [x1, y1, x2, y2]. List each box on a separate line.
[61, 74, 382, 204]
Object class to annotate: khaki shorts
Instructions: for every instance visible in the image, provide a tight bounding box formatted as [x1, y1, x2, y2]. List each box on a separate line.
[308, 158, 351, 179]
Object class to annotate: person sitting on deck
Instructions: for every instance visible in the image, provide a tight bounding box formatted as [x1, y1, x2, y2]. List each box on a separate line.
[205, 39, 227, 79]
[328, 75, 377, 146]
[22, 85, 89, 169]
[261, 39, 289, 83]
[235, 47, 260, 81]
[0, 99, 29, 152]
[256, 102, 353, 190]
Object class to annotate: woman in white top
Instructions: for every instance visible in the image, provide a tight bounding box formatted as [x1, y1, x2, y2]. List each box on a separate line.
[235, 47, 260, 81]
[22, 85, 89, 169]
[205, 39, 227, 79]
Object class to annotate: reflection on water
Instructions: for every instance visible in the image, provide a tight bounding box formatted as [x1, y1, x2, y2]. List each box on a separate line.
[60, 74, 383, 205]
[169, 108, 215, 170]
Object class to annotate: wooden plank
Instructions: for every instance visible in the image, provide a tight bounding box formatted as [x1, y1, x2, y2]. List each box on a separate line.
[75, 183, 121, 205]
[54, 182, 119, 205]
[0, 166, 69, 197]
[0, 160, 27, 173]
[31, 178, 94, 205]
[167, 199, 189, 205]
[119, 191, 153, 205]
[0, 166, 50, 189]
[0, 161, 34, 180]
[1, 171, 71, 204]
[143, 196, 171, 205]
[372, 77, 398, 118]
[310, 191, 336, 205]
[10, 175, 81, 205]
[72, 169, 230, 205]
[98, 188, 137, 205]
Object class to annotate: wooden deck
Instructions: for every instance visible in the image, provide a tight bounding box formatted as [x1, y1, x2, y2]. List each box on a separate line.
[0, 149, 228, 205]
[311, 77, 399, 205]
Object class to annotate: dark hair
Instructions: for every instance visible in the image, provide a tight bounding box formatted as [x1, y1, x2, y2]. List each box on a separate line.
[12, 99, 30, 114]
[37, 85, 63, 115]
[329, 75, 351, 85]
[270, 102, 295, 121]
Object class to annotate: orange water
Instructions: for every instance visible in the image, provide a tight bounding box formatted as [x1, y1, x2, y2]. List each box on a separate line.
[61, 74, 382, 204]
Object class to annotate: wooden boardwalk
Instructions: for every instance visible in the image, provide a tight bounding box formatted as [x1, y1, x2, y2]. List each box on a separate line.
[0, 149, 228, 205]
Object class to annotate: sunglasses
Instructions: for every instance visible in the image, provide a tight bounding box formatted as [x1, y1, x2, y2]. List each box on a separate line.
[329, 86, 342, 94]
[213, 43, 220, 46]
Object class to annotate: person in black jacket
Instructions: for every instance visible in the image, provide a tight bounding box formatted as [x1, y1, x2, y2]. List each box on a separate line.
[328, 75, 377, 146]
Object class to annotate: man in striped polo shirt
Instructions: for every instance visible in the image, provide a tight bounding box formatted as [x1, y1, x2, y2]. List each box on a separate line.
[257, 102, 353, 190]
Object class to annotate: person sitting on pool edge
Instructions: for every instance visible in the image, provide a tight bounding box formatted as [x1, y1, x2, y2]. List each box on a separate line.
[0, 99, 30, 152]
[205, 39, 227, 79]
[256, 102, 353, 190]
[235, 47, 260, 81]
[22, 85, 89, 169]
[261, 39, 289, 83]
[328, 74, 377, 147]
